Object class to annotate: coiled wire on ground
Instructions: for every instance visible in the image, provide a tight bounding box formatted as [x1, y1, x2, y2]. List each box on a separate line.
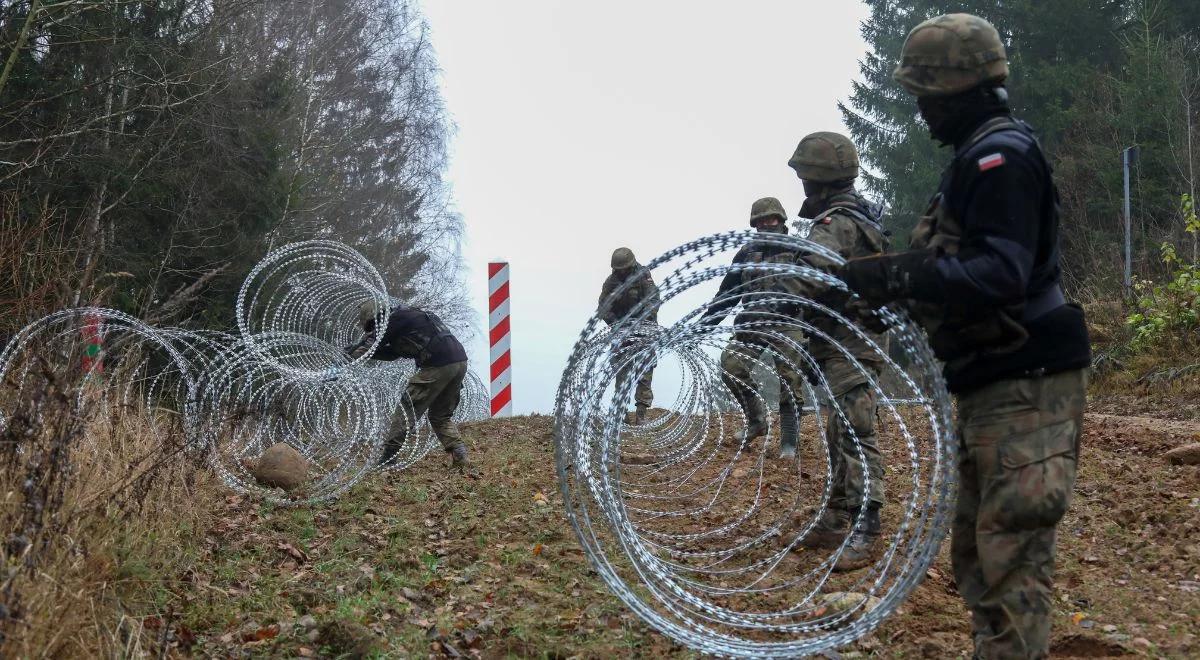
[0, 241, 488, 505]
[554, 230, 955, 657]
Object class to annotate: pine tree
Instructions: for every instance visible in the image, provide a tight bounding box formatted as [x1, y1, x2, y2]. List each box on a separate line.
[841, 1, 1133, 235]
[839, 0, 945, 237]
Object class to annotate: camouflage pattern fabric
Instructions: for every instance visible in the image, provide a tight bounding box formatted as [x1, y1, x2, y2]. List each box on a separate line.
[719, 329, 808, 424]
[599, 266, 659, 408]
[788, 132, 860, 183]
[613, 343, 654, 409]
[796, 191, 890, 514]
[749, 196, 788, 227]
[825, 382, 884, 510]
[952, 368, 1087, 659]
[802, 194, 889, 395]
[385, 360, 469, 455]
[598, 270, 661, 325]
[893, 13, 1009, 97]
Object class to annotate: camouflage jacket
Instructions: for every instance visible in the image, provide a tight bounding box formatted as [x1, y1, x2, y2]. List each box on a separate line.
[797, 191, 890, 367]
[802, 190, 889, 270]
[598, 270, 660, 325]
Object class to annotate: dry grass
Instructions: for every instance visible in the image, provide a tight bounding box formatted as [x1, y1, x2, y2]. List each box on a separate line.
[0, 363, 222, 657]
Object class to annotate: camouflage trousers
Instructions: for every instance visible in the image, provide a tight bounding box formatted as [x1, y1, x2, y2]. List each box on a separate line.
[952, 368, 1087, 660]
[719, 329, 809, 422]
[386, 361, 468, 457]
[613, 348, 655, 409]
[824, 380, 885, 511]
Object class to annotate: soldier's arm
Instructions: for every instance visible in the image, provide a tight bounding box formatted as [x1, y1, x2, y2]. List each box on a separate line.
[932, 141, 1044, 307]
[344, 330, 378, 359]
[597, 275, 618, 325]
[784, 214, 859, 299]
[643, 274, 662, 323]
[806, 214, 860, 268]
[698, 247, 747, 324]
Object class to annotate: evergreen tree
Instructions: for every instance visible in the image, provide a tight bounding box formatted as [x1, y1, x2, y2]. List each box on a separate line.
[841, 1, 1132, 235]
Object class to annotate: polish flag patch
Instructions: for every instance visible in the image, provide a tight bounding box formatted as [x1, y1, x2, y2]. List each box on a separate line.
[977, 152, 1005, 172]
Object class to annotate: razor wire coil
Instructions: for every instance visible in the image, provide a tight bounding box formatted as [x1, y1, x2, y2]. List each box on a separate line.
[554, 230, 956, 657]
[0, 241, 489, 505]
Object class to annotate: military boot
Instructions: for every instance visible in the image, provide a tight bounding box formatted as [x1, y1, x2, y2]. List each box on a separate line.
[446, 442, 469, 471]
[377, 430, 407, 467]
[778, 408, 800, 459]
[635, 404, 648, 424]
[732, 394, 767, 449]
[798, 507, 850, 550]
[833, 504, 881, 572]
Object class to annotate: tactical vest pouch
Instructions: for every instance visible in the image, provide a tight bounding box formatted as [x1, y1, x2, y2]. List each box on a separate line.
[416, 312, 454, 365]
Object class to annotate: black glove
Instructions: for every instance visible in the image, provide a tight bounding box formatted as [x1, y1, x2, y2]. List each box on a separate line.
[803, 366, 821, 387]
[845, 297, 890, 333]
[838, 248, 941, 306]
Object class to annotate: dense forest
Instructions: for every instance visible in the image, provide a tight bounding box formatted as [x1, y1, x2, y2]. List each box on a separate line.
[0, 0, 467, 337]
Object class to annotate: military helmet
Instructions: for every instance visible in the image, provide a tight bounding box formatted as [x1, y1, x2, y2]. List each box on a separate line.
[611, 247, 637, 270]
[788, 132, 860, 183]
[893, 13, 1008, 97]
[749, 197, 787, 227]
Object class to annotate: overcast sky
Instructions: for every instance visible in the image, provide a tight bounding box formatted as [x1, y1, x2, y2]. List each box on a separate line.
[422, 1, 872, 414]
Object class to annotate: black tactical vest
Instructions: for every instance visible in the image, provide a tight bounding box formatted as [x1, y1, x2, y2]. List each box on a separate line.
[908, 117, 1064, 364]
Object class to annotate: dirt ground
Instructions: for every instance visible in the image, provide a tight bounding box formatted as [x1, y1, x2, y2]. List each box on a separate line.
[143, 407, 1200, 658]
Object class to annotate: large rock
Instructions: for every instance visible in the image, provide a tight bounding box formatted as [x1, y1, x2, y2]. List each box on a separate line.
[1164, 443, 1200, 465]
[246, 443, 310, 491]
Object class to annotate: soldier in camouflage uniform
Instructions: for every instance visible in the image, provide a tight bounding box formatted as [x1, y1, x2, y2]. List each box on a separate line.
[839, 14, 1091, 659]
[699, 197, 808, 453]
[347, 302, 471, 470]
[787, 131, 891, 572]
[598, 247, 660, 424]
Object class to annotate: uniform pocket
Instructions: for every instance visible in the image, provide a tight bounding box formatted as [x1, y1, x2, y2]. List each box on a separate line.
[988, 419, 1078, 531]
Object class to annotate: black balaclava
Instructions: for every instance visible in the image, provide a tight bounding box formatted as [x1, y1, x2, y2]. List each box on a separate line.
[799, 180, 855, 219]
[917, 85, 1010, 147]
[755, 218, 788, 235]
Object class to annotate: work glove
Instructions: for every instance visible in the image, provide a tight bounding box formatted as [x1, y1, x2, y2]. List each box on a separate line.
[845, 297, 891, 334]
[838, 248, 941, 306]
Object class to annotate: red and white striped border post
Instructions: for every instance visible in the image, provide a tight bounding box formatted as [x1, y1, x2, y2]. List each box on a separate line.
[488, 261, 513, 417]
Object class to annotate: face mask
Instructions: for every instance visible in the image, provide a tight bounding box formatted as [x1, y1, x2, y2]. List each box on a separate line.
[755, 221, 787, 235]
[918, 86, 1009, 146]
[917, 96, 957, 145]
[802, 197, 827, 219]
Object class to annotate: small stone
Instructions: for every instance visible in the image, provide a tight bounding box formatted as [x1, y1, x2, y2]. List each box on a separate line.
[296, 615, 317, 629]
[1080, 620, 1095, 629]
[1133, 637, 1153, 648]
[1102, 624, 1118, 633]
